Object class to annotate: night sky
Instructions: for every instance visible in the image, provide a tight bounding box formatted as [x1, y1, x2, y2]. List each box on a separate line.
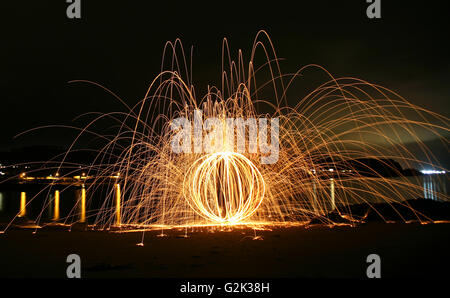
[2, 1, 449, 166]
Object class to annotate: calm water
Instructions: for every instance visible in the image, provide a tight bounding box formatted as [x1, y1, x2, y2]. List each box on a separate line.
[0, 174, 448, 224]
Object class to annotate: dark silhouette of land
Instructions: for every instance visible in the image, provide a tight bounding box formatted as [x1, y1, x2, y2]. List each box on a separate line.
[0, 146, 427, 180]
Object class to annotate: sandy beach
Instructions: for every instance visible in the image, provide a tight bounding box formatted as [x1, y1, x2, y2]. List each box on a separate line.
[1, 222, 449, 279]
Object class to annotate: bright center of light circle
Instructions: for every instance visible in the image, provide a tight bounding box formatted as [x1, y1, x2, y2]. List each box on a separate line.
[183, 152, 265, 224]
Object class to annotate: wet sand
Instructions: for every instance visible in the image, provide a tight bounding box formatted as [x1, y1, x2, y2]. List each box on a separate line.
[1, 223, 450, 278]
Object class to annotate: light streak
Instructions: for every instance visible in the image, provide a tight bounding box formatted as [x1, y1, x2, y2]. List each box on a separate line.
[115, 183, 121, 226]
[421, 170, 446, 175]
[19, 192, 26, 217]
[53, 190, 60, 221]
[80, 185, 86, 223]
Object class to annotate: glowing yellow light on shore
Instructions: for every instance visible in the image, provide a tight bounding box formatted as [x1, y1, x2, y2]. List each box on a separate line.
[330, 178, 335, 211]
[19, 192, 26, 217]
[53, 190, 60, 221]
[115, 184, 121, 226]
[80, 185, 86, 223]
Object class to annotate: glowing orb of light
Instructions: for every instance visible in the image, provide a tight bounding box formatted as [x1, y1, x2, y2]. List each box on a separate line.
[183, 152, 265, 224]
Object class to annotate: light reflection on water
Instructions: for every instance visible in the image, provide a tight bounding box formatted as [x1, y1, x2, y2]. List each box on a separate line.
[0, 192, 3, 212]
[0, 175, 447, 223]
[423, 174, 447, 200]
[0, 184, 122, 224]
